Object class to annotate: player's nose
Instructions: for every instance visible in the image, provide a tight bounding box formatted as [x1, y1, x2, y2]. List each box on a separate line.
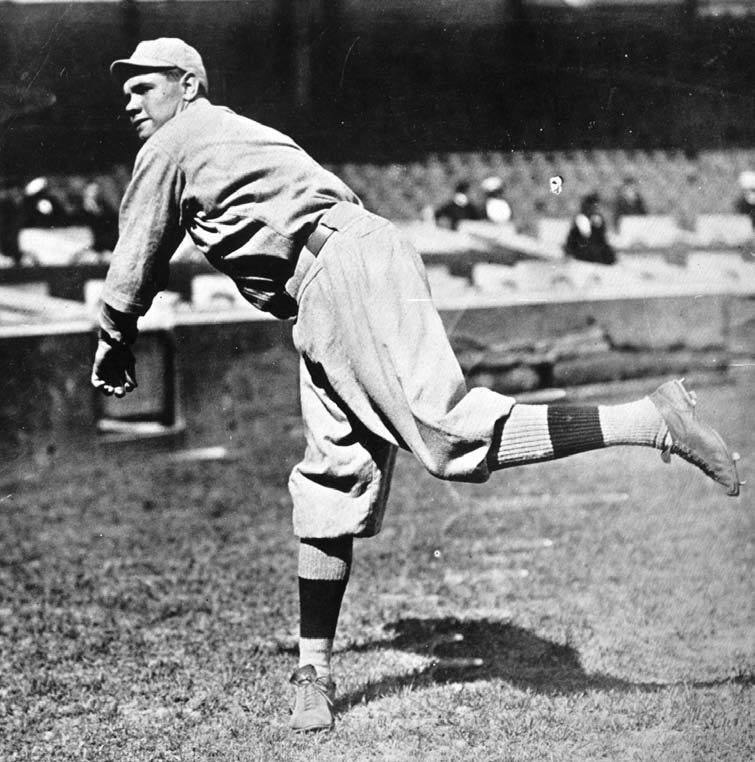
[124, 94, 140, 114]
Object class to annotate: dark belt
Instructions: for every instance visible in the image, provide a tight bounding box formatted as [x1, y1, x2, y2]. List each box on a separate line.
[305, 222, 336, 257]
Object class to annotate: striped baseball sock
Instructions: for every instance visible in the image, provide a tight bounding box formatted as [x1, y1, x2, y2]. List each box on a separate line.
[488, 398, 669, 469]
[298, 536, 353, 680]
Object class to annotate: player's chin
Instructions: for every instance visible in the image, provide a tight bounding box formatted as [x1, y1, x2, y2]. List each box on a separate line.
[134, 122, 154, 139]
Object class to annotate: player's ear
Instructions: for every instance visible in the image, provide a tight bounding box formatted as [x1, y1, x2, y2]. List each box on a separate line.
[180, 71, 201, 101]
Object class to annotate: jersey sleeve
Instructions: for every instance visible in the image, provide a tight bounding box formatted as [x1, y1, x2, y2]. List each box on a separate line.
[101, 142, 185, 315]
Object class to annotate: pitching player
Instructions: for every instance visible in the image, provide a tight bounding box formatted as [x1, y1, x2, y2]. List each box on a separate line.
[92, 39, 742, 733]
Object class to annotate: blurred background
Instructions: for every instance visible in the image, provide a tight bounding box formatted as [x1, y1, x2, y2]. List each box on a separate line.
[0, 0, 753, 464]
[2, 0, 755, 216]
[1, 0, 755, 165]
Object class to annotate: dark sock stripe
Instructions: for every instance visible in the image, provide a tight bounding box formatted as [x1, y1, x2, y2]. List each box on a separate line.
[547, 406, 605, 458]
[299, 578, 348, 639]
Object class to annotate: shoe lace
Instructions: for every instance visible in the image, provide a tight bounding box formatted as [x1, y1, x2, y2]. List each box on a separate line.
[672, 441, 717, 478]
[296, 675, 333, 712]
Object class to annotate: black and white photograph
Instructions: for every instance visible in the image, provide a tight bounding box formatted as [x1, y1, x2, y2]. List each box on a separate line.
[0, 1, 752, 759]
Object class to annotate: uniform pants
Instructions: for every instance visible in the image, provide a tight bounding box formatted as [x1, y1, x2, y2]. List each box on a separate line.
[287, 202, 515, 538]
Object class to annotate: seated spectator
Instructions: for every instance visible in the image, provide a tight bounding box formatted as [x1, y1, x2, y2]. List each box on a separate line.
[480, 176, 513, 224]
[82, 180, 119, 254]
[22, 176, 68, 228]
[565, 192, 616, 265]
[434, 180, 482, 230]
[735, 170, 755, 228]
[613, 175, 647, 231]
[0, 180, 23, 266]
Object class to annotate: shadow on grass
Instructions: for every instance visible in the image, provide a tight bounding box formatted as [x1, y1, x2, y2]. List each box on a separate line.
[338, 616, 749, 711]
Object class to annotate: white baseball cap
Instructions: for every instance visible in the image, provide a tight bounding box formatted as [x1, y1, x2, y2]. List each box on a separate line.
[110, 38, 208, 93]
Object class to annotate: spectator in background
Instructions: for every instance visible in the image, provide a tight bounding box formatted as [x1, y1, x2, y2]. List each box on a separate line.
[565, 192, 616, 265]
[612, 175, 647, 232]
[22, 177, 68, 228]
[735, 170, 755, 229]
[0, 180, 23, 266]
[82, 179, 120, 254]
[480, 175, 513, 225]
[434, 180, 482, 230]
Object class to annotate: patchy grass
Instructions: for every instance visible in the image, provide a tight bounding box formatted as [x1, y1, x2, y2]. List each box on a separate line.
[0, 376, 752, 761]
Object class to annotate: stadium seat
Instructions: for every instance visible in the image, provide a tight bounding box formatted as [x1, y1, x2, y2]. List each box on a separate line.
[460, 220, 564, 261]
[694, 214, 753, 247]
[21, 148, 755, 238]
[471, 263, 520, 295]
[396, 221, 488, 257]
[685, 252, 755, 294]
[553, 259, 610, 292]
[536, 218, 571, 249]
[616, 215, 682, 249]
[425, 265, 475, 300]
[510, 260, 584, 296]
[619, 254, 688, 286]
[18, 227, 94, 265]
[191, 274, 249, 311]
[0, 284, 89, 324]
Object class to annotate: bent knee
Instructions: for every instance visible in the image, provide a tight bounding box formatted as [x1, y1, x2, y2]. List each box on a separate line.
[418, 448, 490, 483]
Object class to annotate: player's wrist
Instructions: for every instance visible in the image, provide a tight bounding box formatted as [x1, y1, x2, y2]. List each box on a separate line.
[98, 328, 133, 349]
[99, 302, 139, 346]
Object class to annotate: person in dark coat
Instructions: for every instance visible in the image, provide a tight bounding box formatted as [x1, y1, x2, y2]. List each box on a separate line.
[434, 180, 482, 230]
[565, 192, 616, 265]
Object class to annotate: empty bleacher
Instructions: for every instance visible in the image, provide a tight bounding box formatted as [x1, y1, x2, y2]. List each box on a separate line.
[324, 147, 755, 229]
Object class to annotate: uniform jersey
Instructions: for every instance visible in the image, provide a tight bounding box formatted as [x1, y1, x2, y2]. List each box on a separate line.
[101, 98, 516, 539]
[102, 99, 359, 318]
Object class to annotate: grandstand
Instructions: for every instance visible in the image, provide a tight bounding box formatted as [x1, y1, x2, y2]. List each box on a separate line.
[4, 146, 755, 252]
[1, 0, 754, 459]
[3, 142, 754, 326]
[327, 147, 755, 224]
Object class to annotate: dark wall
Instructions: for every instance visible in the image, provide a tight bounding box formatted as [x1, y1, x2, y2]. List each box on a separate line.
[3, 290, 753, 469]
[0, 1, 753, 177]
[0, 1, 287, 176]
[0, 330, 96, 467]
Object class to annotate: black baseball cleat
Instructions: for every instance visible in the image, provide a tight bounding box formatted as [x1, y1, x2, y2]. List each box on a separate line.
[649, 379, 742, 497]
[289, 665, 336, 732]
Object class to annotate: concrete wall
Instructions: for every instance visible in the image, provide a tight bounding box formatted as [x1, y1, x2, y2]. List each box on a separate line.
[0, 327, 96, 468]
[0, 315, 299, 474]
[1, 292, 749, 476]
[441, 293, 732, 352]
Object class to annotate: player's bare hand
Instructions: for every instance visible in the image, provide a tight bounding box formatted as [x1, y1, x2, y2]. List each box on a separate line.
[91, 337, 138, 398]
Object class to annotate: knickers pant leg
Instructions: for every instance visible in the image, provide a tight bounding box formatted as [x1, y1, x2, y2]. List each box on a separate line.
[289, 355, 397, 539]
[293, 210, 516, 483]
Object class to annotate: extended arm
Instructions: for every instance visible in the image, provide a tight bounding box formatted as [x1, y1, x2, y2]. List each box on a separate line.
[91, 142, 184, 397]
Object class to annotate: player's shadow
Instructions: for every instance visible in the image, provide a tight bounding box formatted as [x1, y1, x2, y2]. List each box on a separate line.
[337, 616, 748, 711]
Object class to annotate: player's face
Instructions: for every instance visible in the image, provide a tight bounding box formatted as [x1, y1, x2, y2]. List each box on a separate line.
[122, 72, 185, 140]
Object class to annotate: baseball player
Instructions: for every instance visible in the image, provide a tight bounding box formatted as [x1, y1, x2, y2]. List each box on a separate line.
[92, 39, 742, 733]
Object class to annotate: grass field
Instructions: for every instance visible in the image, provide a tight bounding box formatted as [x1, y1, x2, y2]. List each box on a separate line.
[0, 373, 752, 761]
